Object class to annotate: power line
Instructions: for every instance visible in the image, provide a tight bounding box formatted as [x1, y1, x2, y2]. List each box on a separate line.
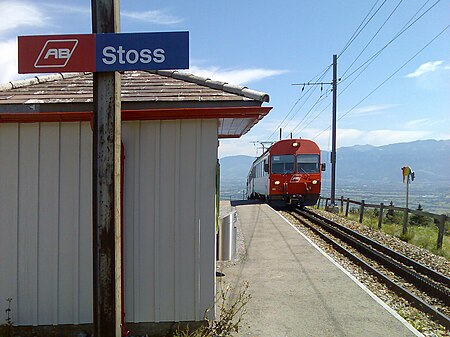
[287, 1, 389, 139]
[267, 64, 332, 140]
[296, 92, 332, 134]
[340, 0, 405, 79]
[338, 24, 449, 122]
[283, 1, 443, 144]
[291, 88, 331, 134]
[340, 0, 441, 86]
[338, 0, 388, 57]
[312, 24, 449, 140]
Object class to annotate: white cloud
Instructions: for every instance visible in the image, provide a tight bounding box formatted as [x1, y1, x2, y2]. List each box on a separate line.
[43, 3, 90, 15]
[188, 66, 287, 85]
[122, 10, 182, 25]
[0, 1, 47, 33]
[404, 118, 431, 129]
[352, 104, 399, 116]
[406, 61, 444, 78]
[0, 39, 22, 84]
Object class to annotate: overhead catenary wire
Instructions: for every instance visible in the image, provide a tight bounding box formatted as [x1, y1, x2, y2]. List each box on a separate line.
[340, 0, 405, 79]
[267, 64, 332, 140]
[270, 1, 443, 145]
[282, 0, 391, 140]
[340, 0, 441, 86]
[338, 0, 388, 58]
[312, 24, 450, 141]
[291, 87, 332, 134]
[272, 0, 396, 140]
[338, 24, 449, 122]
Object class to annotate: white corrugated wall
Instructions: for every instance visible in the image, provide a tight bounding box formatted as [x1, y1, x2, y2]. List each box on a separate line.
[122, 120, 217, 322]
[0, 119, 217, 325]
[0, 122, 93, 326]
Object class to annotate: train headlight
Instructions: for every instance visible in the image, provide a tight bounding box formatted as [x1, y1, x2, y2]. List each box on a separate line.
[274, 180, 281, 185]
[292, 142, 299, 147]
[312, 180, 318, 185]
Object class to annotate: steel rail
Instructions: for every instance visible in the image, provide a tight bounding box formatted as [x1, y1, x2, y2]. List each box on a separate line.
[289, 209, 450, 329]
[303, 208, 450, 286]
[298, 208, 450, 304]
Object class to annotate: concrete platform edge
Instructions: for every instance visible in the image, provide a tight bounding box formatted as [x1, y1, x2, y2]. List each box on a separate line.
[274, 208, 424, 337]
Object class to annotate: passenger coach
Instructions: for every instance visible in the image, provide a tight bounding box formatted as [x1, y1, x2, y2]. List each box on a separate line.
[247, 138, 325, 207]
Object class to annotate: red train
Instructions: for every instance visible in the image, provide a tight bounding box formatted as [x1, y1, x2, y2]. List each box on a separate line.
[246, 138, 325, 207]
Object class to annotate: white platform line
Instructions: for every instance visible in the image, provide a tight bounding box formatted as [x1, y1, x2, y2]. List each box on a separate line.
[273, 208, 424, 337]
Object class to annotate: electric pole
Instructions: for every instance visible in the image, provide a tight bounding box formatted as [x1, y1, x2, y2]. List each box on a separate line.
[331, 54, 337, 206]
[292, 54, 338, 206]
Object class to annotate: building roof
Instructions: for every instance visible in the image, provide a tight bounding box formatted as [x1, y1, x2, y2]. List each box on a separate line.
[0, 71, 271, 137]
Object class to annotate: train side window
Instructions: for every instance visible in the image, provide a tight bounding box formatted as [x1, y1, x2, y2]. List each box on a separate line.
[271, 155, 295, 174]
[297, 154, 320, 173]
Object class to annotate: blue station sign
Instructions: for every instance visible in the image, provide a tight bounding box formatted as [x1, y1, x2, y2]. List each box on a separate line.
[19, 31, 189, 73]
[96, 31, 189, 72]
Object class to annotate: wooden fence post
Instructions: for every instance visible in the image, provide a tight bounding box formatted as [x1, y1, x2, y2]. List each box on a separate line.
[340, 196, 344, 213]
[437, 214, 446, 250]
[402, 208, 409, 235]
[325, 198, 329, 209]
[359, 200, 365, 223]
[317, 196, 321, 209]
[345, 198, 350, 217]
[378, 203, 384, 229]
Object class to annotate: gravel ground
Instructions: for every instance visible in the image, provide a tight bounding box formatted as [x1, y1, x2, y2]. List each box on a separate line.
[282, 207, 450, 337]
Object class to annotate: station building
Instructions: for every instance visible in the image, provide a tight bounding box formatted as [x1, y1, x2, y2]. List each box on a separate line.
[0, 70, 270, 334]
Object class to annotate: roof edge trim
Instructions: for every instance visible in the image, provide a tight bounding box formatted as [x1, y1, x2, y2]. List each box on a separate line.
[0, 72, 86, 92]
[148, 70, 270, 103]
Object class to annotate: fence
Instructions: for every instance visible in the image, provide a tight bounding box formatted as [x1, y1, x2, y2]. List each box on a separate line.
[317, 196, 448, 250]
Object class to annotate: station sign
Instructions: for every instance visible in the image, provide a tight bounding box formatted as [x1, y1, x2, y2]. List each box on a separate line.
[18, 31, 189, 73]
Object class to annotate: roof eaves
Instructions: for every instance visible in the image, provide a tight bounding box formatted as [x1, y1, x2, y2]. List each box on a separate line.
[148, 70, 270, 103]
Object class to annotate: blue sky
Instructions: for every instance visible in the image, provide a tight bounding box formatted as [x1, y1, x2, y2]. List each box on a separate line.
[1, 0, 449, 157]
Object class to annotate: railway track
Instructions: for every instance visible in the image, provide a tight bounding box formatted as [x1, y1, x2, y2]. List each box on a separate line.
[288, 207, 450, 330]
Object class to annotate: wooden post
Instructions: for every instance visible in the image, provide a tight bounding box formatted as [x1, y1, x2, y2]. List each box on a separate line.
[340, 196, 344, 213]
[317, 196, 321, 209]
[359, 200, 365, 223]
[437, 214, 446, 250]
[345, 198, 350, 217]
[378, 203, 384, 229]
[91, 1, 121, 336]
[402, 208, 409, 235]
[325, 198, 329, 209]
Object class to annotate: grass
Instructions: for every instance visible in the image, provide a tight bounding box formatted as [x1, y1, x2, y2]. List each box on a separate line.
[337, 210, 450, 260]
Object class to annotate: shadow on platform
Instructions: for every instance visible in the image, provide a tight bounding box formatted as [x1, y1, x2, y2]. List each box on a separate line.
[230, 199, 265, 207]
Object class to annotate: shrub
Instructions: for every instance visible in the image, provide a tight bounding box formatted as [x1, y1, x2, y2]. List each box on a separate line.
[174, 281, 251, 337]
[0, 298, 13, 337]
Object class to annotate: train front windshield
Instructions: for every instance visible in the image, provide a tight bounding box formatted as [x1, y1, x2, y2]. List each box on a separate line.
[271, 155, 295, 174]
[297, 154, 320, 173]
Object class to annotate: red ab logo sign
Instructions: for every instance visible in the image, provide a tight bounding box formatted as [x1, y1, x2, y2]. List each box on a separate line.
[34, 39, 79, 68]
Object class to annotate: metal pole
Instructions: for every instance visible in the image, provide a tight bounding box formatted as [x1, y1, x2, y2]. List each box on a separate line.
[330, 54, 337, 206]
[91, 1, 122, 336]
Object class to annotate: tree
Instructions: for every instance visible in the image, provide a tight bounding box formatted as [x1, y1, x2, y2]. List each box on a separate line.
[410, 204, 429, 227]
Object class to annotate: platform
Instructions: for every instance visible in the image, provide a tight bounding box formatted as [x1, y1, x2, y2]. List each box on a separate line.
[217, 202, 422, 337]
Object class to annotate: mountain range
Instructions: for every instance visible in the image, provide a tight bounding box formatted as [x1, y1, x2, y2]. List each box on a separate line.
[320, 139, 450, 186]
